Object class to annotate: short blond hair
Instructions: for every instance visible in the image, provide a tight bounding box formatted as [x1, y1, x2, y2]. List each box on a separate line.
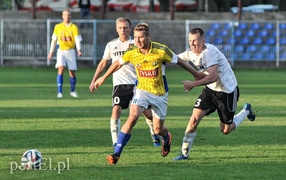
[116, 17, 131, 27]
[134, 23, 150, 36]
[62, 8, 71, 14]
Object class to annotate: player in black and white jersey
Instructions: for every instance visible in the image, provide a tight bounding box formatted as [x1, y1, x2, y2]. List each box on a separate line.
[89, 17, 160, 147]
[173, 27, 256, 160]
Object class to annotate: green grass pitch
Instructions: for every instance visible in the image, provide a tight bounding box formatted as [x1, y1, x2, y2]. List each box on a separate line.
[0, 66, 285, 179]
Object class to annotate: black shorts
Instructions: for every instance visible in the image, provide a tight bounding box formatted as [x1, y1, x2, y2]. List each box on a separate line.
[112, 84, 135, 109]
[194, 86, 240, 124]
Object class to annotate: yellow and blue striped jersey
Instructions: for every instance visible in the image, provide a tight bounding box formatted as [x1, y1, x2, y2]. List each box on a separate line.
[121, 41, 177, 95]
[52, 22, 79, 50]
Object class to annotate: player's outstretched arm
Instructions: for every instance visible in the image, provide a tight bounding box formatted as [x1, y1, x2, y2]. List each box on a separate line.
[93, 60, 122, 90]
[182, 65, 218, 92]
[89, 59, 108, 92]
[177, 58, 205, 80]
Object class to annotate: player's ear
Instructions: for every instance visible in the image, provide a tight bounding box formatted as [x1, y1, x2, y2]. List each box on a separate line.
[202, 39, 205, 44]
[147, 34, 151, 40]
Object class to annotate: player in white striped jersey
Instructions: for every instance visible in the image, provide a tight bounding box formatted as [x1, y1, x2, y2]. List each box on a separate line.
[174, 27, 256, 160]
[89, 17, 160, 147]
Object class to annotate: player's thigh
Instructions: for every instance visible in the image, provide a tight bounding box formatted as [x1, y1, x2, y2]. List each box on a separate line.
[195, 87, 215, 113]
[55, 50, 66, 68]
[142, 108, 153, 120]
[215, 87, 239, 124]
[66, 49, 77, 71]
[149, 93, 168, 120]
[112, 85, 135, 109]
[131, 89, 152, 111]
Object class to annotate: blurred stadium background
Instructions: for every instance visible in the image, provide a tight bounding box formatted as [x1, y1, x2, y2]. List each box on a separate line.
[0, 0, 285, 68]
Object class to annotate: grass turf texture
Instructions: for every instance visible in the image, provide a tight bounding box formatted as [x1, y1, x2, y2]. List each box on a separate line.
[0, 67, 285, 179]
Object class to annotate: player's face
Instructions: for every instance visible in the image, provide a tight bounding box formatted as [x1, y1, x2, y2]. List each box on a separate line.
[62, 10, 71, 23]
[134, 30, 150, 50]
[189, 33, 205, 55]
[116, 21, 131, 41]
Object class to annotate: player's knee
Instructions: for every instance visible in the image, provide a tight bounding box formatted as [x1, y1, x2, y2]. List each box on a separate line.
[128, 111, 140, 120]
[153, 129, 160, 135]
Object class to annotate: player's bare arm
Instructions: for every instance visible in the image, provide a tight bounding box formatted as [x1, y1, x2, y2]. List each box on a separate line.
[89, 59, 108, 92]
[177, 58, 206, 80]
[93, 60, 122, 89]
[47, 52, 53, 61]
[182, 65, 218, 92]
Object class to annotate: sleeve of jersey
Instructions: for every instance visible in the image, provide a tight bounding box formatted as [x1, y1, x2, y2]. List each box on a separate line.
[51, 26, 58, 40]
[75, 35, 82, 51]
[170, 54, 178, 64]
[178, 50, 189, 61]
[119, 51, 131, 65]
[75, 35, 82, 41]
[163, 46, 178, 64]
[51, 33, 57, 41]
[102, 43, 111, 60]
[74, 23, 82, 50]
[204, 48, 219, 68]
[73, 25, 79, 36]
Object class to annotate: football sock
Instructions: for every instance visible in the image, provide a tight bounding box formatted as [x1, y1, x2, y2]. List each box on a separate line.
[70, 76, 76, 92]
[110, 119, 120, 146]
[233, 109, 248, 129]
[162, 131, 170, 144]
[145, 118, 155, 135]
[182, 132, 196, 157]
[114, 131, 131, 156]
[57, 74, 63, 93]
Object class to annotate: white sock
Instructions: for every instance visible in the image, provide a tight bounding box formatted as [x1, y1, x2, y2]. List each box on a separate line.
[233, 109, 248, 129]
[110, 119, 120, 145]
[182, 132, 196, 157]
[145, 118, 155, 135]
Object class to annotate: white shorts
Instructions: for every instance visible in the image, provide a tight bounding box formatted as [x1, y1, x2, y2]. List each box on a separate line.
[55, 49, 77, 70]
[131, 89, 168, 120]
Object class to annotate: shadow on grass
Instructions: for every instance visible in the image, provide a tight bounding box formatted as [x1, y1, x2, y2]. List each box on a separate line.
[1, 125, 285, 149]
[0, 106, 111, 119]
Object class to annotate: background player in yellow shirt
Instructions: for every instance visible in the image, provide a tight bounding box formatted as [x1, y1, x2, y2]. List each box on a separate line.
[48, 9, 82, 98]
[94, 23, 205, 164]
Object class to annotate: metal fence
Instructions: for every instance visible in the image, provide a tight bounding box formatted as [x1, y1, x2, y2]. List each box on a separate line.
[0, 19, 286, 67]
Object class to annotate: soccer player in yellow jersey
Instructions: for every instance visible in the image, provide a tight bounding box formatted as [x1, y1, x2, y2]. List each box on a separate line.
[48, 9, 82, 98]
[94, 23, 205, 164]
[89, 17, 160, 148]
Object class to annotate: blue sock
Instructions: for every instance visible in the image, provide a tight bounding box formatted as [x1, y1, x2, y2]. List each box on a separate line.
[57, 74, 63, 93]
[70, 77, 76, 92]
[163, 131, 169, 144]
[114, 132, 131, 156]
